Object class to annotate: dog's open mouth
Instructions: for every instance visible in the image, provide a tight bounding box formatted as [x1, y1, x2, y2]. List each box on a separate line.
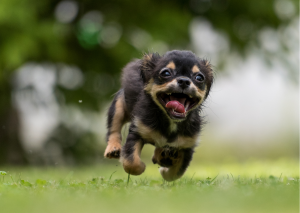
[158, 93, 199, 119]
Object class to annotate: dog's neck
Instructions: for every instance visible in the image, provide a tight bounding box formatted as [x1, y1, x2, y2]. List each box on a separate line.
[169, 120, 177, 133]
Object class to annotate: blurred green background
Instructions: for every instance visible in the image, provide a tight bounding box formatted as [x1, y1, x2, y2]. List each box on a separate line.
[0, 0, 298, 166]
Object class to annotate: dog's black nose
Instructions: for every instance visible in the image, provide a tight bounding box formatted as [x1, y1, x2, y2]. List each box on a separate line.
[177, 78, 191, 89]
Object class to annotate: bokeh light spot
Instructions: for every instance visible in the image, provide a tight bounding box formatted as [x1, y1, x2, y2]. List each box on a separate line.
[55, 1, 78, 23]
[99, 23, 122, 48]
[77, 11, 103, 49]
[274, 0, 296, 20]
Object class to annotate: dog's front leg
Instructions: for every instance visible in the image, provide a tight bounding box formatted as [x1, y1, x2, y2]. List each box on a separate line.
[121, 125, 145, 175]
[104, 90, 127, 159]
[159, 148, 194, 181]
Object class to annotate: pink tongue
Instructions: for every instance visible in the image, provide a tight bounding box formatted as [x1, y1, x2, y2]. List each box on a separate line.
[165, 101, 185, 113]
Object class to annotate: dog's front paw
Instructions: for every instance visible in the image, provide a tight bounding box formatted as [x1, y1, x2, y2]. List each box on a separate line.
[104, 143, 122, 159]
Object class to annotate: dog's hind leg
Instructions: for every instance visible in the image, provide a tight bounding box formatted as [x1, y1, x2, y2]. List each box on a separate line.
[104, 89, 128, 159]
[159, 148, 194, 181]
[121, 124, 146, 175]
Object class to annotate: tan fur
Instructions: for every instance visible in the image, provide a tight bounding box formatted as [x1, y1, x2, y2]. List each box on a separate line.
[152, 147, 164, 164]
[150, 80, 176, 117]
[197, 87, 207, 98]
[176, 135, 199, 148]
[143, 53, 152, 61]
[134, 118, 165, 145]
[166, 61, 176, 70]
[194, 84, 207, 105]
[169, 121, 178, 132]
[135, 118, 197, 148]
[142, 54, 152, 67]
[104, 94, 126, 158]
[110, 97, 125, 133]
[204, 60, 214, 78]
[121, 141, 145, 175]
[140, 53, 154, 75]
[144, 79, 178, 122]
[144, 78, 154, 93]
[151, 79, 177, 94]
[104, 133, 122, 158]
[205, 59, 211, 68]
[189, 83, 207, 104]
[192, 65, 200, 73]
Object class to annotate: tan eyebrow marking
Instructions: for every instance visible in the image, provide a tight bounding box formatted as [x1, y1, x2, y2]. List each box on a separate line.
[192, 65, 200, 73]
[166, 61, 176, 70]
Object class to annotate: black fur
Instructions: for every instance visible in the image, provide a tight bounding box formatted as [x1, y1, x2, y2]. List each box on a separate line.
[122, 124, 141, 162]
[178, 148, 194, 177]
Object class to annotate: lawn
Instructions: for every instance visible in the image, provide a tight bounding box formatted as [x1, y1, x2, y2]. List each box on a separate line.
[0, 158, 299, 213]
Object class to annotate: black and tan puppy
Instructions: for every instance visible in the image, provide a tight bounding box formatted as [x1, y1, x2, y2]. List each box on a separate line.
[104, 50, 213, 181]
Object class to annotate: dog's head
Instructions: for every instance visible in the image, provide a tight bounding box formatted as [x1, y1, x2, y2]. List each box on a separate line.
[141, 50, 213, 121]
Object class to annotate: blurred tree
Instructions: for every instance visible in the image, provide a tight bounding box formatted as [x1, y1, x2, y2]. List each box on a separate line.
[0, 0, 298, 164]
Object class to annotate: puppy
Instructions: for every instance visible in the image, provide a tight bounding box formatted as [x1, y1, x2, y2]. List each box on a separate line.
[104, 50, 213, 181]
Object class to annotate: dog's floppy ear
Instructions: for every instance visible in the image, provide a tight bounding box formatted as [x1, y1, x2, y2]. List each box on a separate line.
[140, 52, 161, 83]
[200, 59, 214, 99]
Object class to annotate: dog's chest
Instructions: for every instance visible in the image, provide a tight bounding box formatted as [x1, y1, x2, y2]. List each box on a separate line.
[135, 119, 197, 148]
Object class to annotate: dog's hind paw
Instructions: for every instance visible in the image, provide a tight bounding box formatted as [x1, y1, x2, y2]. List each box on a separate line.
[104, 143, 122, 159]
[162, 148, 178, 158]
[152, 146, 181, 168]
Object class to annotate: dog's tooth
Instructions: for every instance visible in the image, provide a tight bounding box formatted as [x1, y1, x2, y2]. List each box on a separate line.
[185, 100, 190, 111]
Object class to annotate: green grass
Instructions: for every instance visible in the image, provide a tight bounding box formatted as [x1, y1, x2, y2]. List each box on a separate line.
[0, 159, 299, 213]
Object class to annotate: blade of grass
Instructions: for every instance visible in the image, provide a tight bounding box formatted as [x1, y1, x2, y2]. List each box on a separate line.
[210, 174, 219, 184]
[230, 173, 234, 181]
[190, 172, 196, 182]
[127, 173, 130, 186]
[10, 175, 15, 183]
[108, 171, 117, 182]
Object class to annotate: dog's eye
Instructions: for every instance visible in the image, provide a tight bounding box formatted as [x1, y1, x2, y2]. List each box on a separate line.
[160, 70, 171, 77]
[195, 74, 205, 82]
